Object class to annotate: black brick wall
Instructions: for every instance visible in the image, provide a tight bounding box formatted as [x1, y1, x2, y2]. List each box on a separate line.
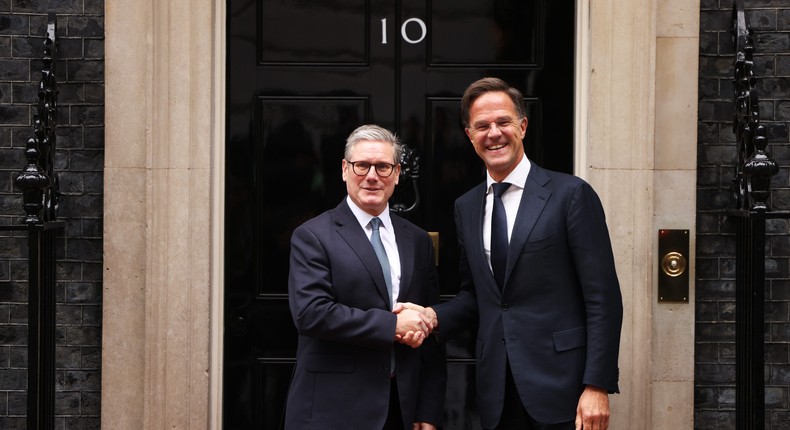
[0, 1, 102, 429]
[697, 1, 790, 429]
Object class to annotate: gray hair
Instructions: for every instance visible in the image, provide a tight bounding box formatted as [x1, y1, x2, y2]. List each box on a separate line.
[344, 124, 403, 164]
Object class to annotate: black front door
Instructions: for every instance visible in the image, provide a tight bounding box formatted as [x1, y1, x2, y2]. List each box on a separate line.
[224, 1, 575, 428]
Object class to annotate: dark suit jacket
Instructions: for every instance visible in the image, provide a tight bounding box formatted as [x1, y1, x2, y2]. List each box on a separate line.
[434, 163, 622, 427]
[285, 199, 446, 429]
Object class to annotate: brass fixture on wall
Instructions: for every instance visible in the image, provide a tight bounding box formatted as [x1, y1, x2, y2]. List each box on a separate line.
[658, 229, 689, 302]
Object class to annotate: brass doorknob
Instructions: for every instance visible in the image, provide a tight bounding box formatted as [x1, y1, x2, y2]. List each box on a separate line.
[428, 232, 439, 266]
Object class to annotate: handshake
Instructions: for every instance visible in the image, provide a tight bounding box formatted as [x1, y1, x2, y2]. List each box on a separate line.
[392, 302, 439, 348]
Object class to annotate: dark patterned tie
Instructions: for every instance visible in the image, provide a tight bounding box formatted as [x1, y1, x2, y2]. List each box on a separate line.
[369, 217, 393, 308]
[370, 217, 395, 375]
[491, 182, 511, 289]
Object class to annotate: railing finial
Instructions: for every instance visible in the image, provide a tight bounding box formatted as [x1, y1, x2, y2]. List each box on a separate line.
[15, 13, 59, 224]
[731, 0, 778, 212]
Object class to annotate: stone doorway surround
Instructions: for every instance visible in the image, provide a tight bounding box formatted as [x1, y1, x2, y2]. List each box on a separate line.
[101, 0, 699, 428]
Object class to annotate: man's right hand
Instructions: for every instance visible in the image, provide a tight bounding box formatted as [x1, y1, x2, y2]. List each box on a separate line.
[393, 308, 430, 348]
[397, 302, 438, 330]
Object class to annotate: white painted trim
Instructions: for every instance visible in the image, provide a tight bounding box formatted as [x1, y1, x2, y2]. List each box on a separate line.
[209, 0, 226, 428]
[574, 0, 590, 179]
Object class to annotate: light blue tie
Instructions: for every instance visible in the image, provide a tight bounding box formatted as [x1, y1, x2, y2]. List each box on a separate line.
[370, 217, 393, 309]
[370, 217, 396, 376]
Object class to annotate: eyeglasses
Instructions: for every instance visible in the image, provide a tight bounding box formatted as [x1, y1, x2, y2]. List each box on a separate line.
[467, 118, 522, 135]
[346, 160, 398, 177]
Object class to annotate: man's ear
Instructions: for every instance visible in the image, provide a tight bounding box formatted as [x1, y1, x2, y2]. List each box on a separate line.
[341, 159, 348, 182]
[393, 164, 401, 185]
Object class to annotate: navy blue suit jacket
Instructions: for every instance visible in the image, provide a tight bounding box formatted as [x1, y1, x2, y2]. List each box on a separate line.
[285, 199, 446, 429]
[434, 163, 622, 427]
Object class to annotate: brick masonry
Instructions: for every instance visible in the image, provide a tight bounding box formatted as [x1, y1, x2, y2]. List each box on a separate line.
[0, 1, 102, 429]
[697, 1, 790, 429]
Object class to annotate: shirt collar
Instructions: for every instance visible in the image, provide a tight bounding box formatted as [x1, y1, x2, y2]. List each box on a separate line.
[486, 155, 531, 192]
[345, 196, 393, 231]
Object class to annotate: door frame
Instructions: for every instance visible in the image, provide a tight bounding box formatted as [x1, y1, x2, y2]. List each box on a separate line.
[208, 0, 591, 425]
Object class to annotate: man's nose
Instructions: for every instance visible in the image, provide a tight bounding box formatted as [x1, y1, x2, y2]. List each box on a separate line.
[487, 123, 504, 137]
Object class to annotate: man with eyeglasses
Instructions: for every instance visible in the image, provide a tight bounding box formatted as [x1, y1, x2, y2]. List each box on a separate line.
[401, 77, 623, 430]
[285, 124, 446, 430]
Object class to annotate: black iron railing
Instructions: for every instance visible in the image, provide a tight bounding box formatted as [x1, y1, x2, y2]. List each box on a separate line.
[730, 1, 781, 429]
[0, 13, 63, 430]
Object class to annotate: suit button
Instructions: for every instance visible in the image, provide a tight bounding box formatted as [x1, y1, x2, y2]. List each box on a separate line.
[502, 338, 506, 344]
[502, 304, 508, 311]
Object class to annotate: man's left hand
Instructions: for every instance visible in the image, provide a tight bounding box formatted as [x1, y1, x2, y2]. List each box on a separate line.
[412, 423, 437, 430]
[575, 385, 609, 430]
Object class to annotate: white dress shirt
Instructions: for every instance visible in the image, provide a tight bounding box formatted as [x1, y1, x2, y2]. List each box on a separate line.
[346, 196, 401, 309]
[483, 155, 531, 272]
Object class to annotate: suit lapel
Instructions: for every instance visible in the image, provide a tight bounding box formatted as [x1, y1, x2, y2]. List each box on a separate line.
[333, 200, 392, 307]
[461, 183, 500, 292]
[393, 214, 414, 301]
[504, 165, 551, 287]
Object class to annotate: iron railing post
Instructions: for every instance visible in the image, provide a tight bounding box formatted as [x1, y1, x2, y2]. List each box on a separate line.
[1, 12, 62, 429]
[730, 1, 781, 428]
[734, 215, 765, 429]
